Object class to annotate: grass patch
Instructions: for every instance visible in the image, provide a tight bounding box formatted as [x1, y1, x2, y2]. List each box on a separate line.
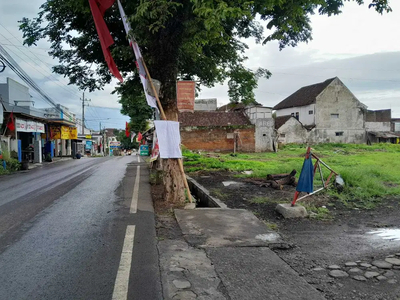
[263, 221, 279, 231]
[210, 188, 228, 200]
[305, 205, 332, 220]
[248, 196, 271, 204]
[183, 143, 400, 209]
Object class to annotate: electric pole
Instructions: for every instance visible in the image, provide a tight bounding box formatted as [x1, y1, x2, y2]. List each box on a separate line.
[80, 92, 91, 134]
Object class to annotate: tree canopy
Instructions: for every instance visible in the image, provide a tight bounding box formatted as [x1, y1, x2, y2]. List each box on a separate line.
[19, 0, 392, 114]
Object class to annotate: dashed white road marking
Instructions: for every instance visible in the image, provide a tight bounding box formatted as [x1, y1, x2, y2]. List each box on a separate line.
[137, 155, 141, 163]
[112, 225, 136, 300]
[130, 166, 140, 214]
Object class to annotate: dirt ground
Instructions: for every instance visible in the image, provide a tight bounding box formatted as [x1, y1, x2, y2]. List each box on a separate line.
[184, 171, 400, 300]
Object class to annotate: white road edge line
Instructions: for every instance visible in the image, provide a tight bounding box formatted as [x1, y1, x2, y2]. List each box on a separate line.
[130, 166, 140, 214]
[112, 225, 136, 300]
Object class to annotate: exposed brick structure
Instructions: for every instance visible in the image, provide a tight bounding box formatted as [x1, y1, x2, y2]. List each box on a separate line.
[181, 126, 255, 152]
[178, 111, 255, 152]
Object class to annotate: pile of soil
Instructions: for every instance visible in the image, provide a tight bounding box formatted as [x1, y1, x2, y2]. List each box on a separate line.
[189, 171, 400, 300]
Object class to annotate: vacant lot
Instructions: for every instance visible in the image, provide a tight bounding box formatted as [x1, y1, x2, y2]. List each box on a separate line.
[183, 144, 400, 300]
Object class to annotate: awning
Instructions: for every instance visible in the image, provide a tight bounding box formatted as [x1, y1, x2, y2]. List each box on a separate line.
[47, 119, 76, 127]
[368, 131, 400, 138]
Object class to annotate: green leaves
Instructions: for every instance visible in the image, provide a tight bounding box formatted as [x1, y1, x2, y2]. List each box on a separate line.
[18, 0, 392, 107]
[115, 77, 153, 134]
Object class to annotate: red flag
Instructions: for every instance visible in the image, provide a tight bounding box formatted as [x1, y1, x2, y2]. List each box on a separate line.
[89, 0, 123, 82]
[125, 122, 130, 138]
[7, 112, 15, 131]
[137, 132, 142, 142]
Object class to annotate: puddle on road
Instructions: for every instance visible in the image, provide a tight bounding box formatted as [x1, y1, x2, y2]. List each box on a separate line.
[367, 229, 400, 241]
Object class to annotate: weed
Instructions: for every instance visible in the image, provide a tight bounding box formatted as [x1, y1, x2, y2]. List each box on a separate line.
[249, 196, 271, 204]
[263, 221, 279, 231]
[210, 188, 228, 200]
[305, 205, 332, 220]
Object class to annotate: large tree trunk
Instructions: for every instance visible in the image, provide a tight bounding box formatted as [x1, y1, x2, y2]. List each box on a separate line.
[159, 99, 186, 204]
[162, 158, 186, 204]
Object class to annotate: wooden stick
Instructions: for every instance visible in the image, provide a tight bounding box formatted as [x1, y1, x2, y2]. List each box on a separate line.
[140, 57, 166, 121]
[140, 57, 193, 203]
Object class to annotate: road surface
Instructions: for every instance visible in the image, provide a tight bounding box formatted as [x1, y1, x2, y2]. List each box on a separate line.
[0, 155, 162, 300]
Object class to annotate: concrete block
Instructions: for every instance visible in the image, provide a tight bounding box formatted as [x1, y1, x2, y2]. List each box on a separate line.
[275, 203, 308, 219]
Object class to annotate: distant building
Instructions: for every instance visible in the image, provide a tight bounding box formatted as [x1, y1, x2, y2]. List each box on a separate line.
[194, 98, 217, 111]
[392, 118, 400, 132]
[274, 77, 366, 144]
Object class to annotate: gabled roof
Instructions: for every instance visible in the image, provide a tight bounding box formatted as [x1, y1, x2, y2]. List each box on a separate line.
[217, 102, 263, 112]
[179, 111, 251, 127]
[273, 77, 337, 110]
[274, 115, 292, 129]
[217, 102, 246, 112]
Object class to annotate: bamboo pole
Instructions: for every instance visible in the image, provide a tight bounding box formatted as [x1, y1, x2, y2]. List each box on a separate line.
[140, 57, 193, 203]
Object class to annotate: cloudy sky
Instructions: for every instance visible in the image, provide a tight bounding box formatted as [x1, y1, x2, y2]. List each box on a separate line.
[0, 0, 399, 131]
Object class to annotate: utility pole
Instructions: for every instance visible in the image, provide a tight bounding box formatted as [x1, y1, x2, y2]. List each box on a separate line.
[80, 92, 91, 134]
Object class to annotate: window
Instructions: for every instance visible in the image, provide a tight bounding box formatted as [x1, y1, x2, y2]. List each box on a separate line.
[335, 132, 344, 136]
[309, 110, 313, 115]
[331, 114, 339, 119]
[280, 134, 286, 138]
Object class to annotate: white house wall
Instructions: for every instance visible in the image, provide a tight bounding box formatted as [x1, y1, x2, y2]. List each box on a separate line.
[254, 118, 274, 152]
[314, 78, 365, 144]
[194, 98, 217, 111]
[7, 78, 30, 105]
[275, 104, 315, 126]
[0, 83, 8, 103]
[245, 107, 273, 125]
[277, 118, 308, 144]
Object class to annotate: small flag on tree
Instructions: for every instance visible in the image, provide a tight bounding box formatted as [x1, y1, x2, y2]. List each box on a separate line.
[7, 112, 15, 131]
[125, 122, 130, 138]
[117, 0, 158, 109]
[137, 132, 142, 142]
[130, 131, 136, 143]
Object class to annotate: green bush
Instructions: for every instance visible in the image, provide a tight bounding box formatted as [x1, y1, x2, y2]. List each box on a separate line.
[4, 158, 21, 171]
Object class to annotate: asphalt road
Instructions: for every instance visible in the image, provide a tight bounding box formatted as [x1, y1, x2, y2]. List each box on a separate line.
[0, 156, 162, 300]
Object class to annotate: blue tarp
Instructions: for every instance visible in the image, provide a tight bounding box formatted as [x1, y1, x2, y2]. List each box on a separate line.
[296, 156, 314, 193]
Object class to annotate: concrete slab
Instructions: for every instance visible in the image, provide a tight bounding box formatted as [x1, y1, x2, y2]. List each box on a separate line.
[207, 247, 325, 300]
[175, 209, 283, 247]
[276, 203, 308, 218]
[158, 239, 226, 300]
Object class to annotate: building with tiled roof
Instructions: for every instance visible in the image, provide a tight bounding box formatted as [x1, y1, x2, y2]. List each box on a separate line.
[273, 77, 367, 144]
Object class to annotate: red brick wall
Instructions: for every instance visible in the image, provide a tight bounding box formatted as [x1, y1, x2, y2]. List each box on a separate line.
[181, 126, 255, 152]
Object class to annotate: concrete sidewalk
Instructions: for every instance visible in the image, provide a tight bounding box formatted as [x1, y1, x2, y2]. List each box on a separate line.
[157, 207, 326, 299]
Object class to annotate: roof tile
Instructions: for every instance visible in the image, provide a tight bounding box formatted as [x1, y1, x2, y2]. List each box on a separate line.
[274, 77, 336, 110]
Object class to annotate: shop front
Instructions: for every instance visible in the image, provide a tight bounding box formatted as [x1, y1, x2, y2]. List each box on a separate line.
[15, 118, 45, 163]
[48, 124, 78, 157]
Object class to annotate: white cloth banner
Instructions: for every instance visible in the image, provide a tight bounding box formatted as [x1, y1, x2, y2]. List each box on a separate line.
[154, 121, 182, 158]
[130, 131, 136, 143]
[117, 0, 158, 109]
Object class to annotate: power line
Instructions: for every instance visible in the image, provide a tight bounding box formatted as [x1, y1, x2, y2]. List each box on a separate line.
[0, 28, 82, 100]
[0, 45, 76, 121]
